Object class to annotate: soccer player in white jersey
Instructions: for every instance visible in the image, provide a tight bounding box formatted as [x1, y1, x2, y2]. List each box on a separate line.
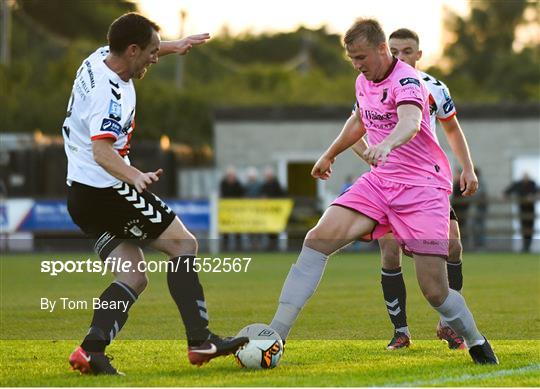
[352, 28, 478, 350]
[64, 13, 246, 375]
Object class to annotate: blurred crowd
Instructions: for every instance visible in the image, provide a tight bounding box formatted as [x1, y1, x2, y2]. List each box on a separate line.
[219, 166, 287, 251]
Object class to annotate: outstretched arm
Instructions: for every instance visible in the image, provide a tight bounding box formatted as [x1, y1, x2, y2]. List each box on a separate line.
[159, 33, 211, 57]
[440, 116, 477, 196]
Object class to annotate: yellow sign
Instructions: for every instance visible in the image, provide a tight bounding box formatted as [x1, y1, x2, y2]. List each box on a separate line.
[218, 199, 294, 233]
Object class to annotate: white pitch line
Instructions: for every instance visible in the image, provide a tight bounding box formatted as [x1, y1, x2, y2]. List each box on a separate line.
[380, 363, 540, 387]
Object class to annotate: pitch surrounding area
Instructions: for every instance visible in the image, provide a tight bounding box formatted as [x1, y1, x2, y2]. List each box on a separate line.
[1, 251, 539, 386]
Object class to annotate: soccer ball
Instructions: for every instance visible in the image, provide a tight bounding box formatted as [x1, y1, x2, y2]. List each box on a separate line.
[234, 323, 283, 369]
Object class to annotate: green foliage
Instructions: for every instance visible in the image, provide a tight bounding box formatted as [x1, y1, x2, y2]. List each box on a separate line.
[3, 0, 538, 144]
[16, 0, 135, 42]
[433, 0, 540, 102]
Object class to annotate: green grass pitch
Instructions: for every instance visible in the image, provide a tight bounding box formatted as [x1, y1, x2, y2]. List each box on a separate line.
[1, 251, 539, 386]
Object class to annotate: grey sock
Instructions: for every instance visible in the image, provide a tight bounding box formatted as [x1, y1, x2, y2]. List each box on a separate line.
[270, 245, 328, 340]
[434, 289, 484, 348]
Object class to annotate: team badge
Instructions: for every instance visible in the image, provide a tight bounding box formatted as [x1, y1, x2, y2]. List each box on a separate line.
[108, 100, 122, 121]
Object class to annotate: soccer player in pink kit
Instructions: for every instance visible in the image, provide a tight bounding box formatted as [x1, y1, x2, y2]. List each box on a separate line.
[352, 28, 476, 350]
[269, 18, 498, 364]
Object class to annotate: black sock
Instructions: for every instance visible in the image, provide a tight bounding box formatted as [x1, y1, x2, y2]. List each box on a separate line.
[447, 261, 463, 291]
[81, 281, 138, 352]
[381, 267, 407, 330]
[167, 256, 211, 346]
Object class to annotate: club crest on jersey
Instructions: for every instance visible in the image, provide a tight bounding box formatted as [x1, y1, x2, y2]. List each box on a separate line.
[100, 118, 122, 135]
[399, 77, 420, 87]
[108, 100, 122, 121]
[380, 88, 388, 103]
[124, 219, 147, 239]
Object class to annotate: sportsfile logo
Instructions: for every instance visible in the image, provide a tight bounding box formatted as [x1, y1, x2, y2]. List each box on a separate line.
[40, 257, 253, 276]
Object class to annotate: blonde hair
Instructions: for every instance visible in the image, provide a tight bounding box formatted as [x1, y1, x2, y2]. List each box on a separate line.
[344, 18, 386, 48]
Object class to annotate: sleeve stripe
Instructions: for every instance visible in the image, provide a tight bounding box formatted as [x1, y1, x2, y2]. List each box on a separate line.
[91, 133, 117, 141]
[438, 112, 457, 122]
[396, 100, 423, 110]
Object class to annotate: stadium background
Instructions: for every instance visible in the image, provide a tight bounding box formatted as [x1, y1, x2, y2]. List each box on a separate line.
[0, 0, 539, 386]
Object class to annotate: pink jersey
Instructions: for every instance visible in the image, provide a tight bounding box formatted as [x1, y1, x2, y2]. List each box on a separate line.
[355, 58, 452, 192]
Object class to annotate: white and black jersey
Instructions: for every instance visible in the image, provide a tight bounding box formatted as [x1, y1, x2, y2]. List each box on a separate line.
[62, 46, 136, 188]
[420, 71, 457, 144]
[63, 47, 176, 258]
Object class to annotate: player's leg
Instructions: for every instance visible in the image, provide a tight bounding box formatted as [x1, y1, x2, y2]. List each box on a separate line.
[70, 241, 147, 375]
[379, 233, 410, 349]
[390, 184, 497, 364]
[149, 216, 248, 365]
[270, 205, 377, 340]
[437, 214, 466, 349]
[414, 255, 497, 364]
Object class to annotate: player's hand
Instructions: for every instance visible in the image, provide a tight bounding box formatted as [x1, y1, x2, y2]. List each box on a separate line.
[363, 142, 392, 167]
[170, 33, 210, 55]
[460, 168, 478, 196]
[311, 154, 335, 180]
[133, 169, 163, 193]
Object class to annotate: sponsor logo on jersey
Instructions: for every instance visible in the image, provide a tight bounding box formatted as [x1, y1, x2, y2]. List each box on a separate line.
[443, 100, 454, 114]
[108, 100, 122, 121]
[364, 110, 392, 121]
[399, 77, 420, 87]
[100, 118, 122, 135]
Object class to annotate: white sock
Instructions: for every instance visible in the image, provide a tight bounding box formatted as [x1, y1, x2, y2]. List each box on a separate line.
[440, 289, 462, 327]
[395, 326, 410, 336]
[434, 289, 485, 348]
[270, 245, 328, 340]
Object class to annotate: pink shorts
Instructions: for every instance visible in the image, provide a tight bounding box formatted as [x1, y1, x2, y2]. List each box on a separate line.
[332, 172, 450, 258]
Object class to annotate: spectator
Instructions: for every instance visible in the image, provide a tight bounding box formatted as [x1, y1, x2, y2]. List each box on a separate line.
[220, 166, 245, 198]
[260, 167, 285, 198]
[260, 167, 286, 251]
[244, 167, 261, 198]
[219, 166, 245, 251]
[504, 173, 539, 253]
[244, 167, 262, 250]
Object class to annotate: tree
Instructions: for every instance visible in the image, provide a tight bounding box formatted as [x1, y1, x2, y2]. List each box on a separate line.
[435, 0, 540, 101]
[15, 0, 134, 42]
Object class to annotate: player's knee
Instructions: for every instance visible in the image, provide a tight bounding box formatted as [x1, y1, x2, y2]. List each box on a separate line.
[380, 248, 401, 269]
[121, 272, 148, 295]
[305, 226, 322, 242]
[163, 232, 198, 257]
[448, 239, 463, 262]
[421, 285, 447, 307]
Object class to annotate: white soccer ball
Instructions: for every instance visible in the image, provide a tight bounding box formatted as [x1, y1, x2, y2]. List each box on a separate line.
[234, 323, 283, 369]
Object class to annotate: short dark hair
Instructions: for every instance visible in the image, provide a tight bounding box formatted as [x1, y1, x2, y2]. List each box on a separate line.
[344, 18, 386, 48]
[389, 28, 419, 45]
[107, 12, 160, 54]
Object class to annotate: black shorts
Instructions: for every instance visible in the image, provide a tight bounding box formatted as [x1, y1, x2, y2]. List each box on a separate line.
[449, 207, 458, 221]
[67, 181, 176, 260]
